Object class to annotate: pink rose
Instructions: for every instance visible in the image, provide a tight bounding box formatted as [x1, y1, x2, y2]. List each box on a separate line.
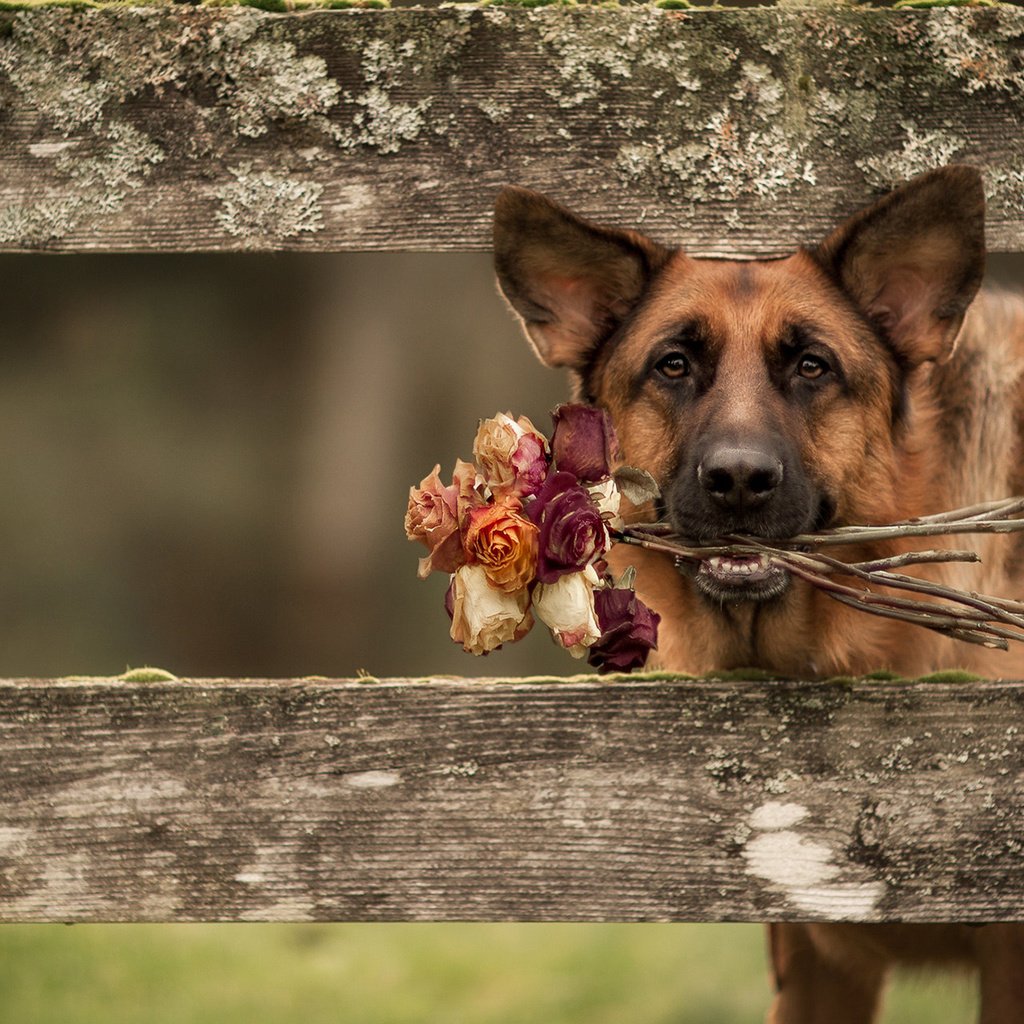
[473, 413, 550, 497]
[533, 566, 602, 658]
[405, 464, 464, 579]
[587, 587, 661, 674]
[527, 471, 610, 583]
[551, 404, 619, 482]
[406, 460, 485, 579]
[447, 564, 533, 655]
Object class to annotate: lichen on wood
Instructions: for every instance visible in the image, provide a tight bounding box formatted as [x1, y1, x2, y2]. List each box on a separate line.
[0, 5, 1022, 253]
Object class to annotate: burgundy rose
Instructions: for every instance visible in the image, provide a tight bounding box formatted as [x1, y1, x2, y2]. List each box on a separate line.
[527, 471, 609, 583]
[551, 404, 620, 482]
[587, 588, 660, 674]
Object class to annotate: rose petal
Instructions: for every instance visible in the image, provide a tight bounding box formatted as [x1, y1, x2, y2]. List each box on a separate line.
[587, 587, 660, 673]
[528, 472, 609, 583]
[448, 564, 533, 656]
[463, 498, 539, 593]
[551, 404, 619, 482]
[533, 566, 602, 658]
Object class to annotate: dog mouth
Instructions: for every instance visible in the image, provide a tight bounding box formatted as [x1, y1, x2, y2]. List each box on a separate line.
[682, 553, 791, 604]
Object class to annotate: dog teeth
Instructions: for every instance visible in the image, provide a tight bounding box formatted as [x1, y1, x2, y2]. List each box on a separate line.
[707, 555, 764, 577]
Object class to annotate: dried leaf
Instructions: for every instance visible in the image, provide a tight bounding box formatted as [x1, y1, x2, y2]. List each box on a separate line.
[614, 465, 661, 506]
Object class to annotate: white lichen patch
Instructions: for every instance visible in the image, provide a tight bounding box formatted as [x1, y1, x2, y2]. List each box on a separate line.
[743, 800, 884, 919]
[731, 61, 785, 121]
[210, 36, 341, 140]
[347, 86, 432, 155]
[0, 9, 184, 133]
[215, 163, 324, 244]
[0, 121, 165, 245]
[857, 122, 966, 190]
[986, 167, 1024, 215]
[0, 8, 349, 245]
[617, 107, 817, 204]
[477, 97, 512, 124]
[538, 6, 665, 110]
[925, 9, 1024, 95]
[332, 17, 471, 154]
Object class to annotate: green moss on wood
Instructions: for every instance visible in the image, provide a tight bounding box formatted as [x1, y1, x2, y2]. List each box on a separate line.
[915, 669, 985, 683]
[120, 667, 180, 683]
[894, 0, 996, 8]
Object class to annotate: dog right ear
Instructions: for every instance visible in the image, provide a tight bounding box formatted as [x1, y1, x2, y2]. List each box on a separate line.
[493, 187, 672, 370]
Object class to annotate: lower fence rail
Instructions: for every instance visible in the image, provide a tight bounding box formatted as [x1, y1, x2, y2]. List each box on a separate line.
[0, 675, 1021, 924]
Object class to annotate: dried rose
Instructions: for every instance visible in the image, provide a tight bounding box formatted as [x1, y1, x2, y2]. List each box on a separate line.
[528, 471, 610, 583]
[533, 565, 602, 658]
[509, 429, 549, 497]
[463, 497, 540, 593]
[551, 404, 619, 483]
[587, 587, 660, 674]
[405, 464, 465, 579]
[447, 564, 533, 655]
[587, 477, 623, 530]
[452, 458, 488, 531]
[473, 413, 550, 497]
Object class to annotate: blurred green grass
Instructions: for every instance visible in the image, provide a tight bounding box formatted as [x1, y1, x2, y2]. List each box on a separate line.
[0, 923, 975, 1023]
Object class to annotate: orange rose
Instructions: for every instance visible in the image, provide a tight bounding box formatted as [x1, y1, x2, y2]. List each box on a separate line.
[463, 498, 539, 593]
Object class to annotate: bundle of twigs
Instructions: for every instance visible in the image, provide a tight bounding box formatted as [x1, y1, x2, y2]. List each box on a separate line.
[615, 497, 1024, 650]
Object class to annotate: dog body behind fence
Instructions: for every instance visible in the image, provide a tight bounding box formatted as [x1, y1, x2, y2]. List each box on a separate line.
[494, 166, 1024, 1022]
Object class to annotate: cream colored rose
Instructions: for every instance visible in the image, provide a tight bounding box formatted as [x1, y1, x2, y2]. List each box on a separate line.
[587, 478, 623, 530]
[449, 564, 533, 655]
[533, 565, 602, 658]
[473, 413, 548, 494]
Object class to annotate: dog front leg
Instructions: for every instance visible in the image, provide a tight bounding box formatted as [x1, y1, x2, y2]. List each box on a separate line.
[975, 924, 1024, 1024]
[766, 923, 886, 1024]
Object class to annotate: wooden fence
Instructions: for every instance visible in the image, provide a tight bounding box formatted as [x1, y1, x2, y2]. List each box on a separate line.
[1, 674, 1022, 923]
[1, 4, 1024, 925]
[0, 5, 1023, 255]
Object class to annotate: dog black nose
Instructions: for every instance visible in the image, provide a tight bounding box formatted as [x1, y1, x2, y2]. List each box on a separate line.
[697, 444, 784, 511]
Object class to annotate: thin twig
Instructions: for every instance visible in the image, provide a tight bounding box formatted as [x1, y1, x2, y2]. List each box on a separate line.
[613, 497, 1024, 650]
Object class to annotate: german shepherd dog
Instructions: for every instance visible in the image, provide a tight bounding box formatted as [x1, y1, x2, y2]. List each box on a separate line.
[493, 165, 1024, 1023]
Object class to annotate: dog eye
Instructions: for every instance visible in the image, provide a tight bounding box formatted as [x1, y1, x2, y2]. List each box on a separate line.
[656, 353, 690, 380]
[796, 354, 830, 380]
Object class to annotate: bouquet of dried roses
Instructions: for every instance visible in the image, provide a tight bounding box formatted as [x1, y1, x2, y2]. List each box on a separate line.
[405, 405, 661, 672]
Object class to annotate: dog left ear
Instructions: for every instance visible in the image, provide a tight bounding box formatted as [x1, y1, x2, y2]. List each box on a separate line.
[812, 165, 985, 366]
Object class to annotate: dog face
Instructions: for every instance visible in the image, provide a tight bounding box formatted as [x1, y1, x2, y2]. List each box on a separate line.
[494, 166, 985, 609]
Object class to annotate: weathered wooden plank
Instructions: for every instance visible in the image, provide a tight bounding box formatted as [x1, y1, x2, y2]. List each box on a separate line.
[0, 675, 1021, 923]
[0, 6, 1023, 254]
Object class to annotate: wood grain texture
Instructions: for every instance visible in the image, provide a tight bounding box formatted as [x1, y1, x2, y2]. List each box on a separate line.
[0, 676, 1022, 923]
[0, 6, 1023, 254]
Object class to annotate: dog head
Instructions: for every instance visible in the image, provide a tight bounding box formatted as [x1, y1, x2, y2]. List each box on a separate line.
[494, 166, 985, 607]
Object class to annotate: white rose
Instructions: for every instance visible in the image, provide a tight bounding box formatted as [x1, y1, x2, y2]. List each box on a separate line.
[587, 478, 623, 530]
[533, 565, 602, 658]
[449, 564, 532, 655]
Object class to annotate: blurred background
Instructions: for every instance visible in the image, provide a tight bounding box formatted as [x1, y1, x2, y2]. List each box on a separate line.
[2, 248, 1013, 1020]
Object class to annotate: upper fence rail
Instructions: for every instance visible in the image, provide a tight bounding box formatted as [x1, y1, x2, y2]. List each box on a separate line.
[0, 5, 1023, 255]
[1, 675, 1022, 924]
